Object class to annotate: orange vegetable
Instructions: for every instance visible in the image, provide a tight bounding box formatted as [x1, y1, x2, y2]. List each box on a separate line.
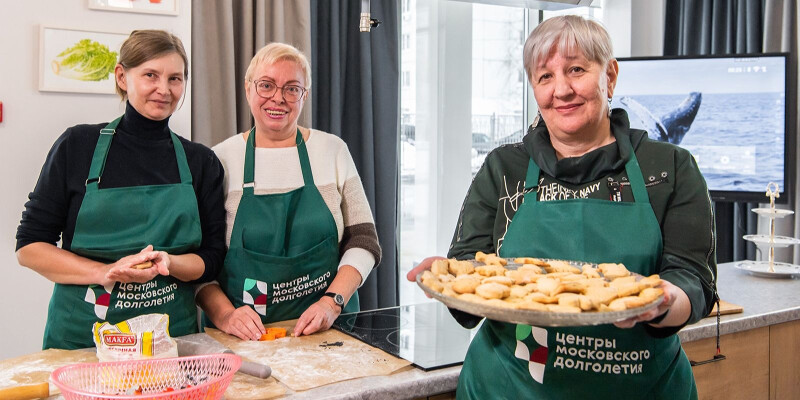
[259, 327, 287, 341]
[268, 327, 287, 338]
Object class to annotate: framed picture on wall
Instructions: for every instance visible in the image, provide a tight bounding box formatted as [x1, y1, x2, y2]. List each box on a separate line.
[39, 26, 128, 94]
[88, 0, 179, 16]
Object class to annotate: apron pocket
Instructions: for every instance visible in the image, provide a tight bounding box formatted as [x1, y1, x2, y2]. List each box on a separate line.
[240, 235, 338, 265]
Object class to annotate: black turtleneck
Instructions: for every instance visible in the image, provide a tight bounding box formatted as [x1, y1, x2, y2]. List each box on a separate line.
[16, 102, 226, 283]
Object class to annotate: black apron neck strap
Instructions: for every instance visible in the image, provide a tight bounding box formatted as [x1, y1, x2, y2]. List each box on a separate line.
[87, 116, 191, 190]
[523, 133, 650, 204]
[244, 128, 314, 195]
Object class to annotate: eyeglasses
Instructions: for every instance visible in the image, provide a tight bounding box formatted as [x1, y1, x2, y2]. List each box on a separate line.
[251, 80, 306, 103]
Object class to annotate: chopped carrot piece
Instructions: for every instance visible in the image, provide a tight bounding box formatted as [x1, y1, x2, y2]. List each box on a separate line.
[259, 327, 287, 341]
[266, 327, 287, 338]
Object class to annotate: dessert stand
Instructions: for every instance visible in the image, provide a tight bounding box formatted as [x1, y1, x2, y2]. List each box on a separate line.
[736, 183, 800, 278]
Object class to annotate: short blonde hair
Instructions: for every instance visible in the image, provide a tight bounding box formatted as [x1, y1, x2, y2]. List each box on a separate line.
[245, 42, 312, 89]
[523, 15, 614, 79]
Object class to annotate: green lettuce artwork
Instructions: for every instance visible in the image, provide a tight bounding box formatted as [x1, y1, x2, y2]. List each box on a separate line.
[51, 39, 118, 81]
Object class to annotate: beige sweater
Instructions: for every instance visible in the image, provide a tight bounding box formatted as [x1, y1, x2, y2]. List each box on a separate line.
[212, 129, 380, 284]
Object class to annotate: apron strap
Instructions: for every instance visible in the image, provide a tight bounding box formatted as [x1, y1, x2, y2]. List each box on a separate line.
[170, 132, 193, 184]
[295, 129, 315, 188]
[243, 128, 314, 194]
[524, 158, 540, 191]
[87, 116, 193, 190]
[619, 135, 650, 204]
[243, 127, 257, 195]
[86, 117, 121, 190]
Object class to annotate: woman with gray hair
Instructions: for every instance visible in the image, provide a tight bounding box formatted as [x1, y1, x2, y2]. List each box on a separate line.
[409, 15, 715, 399]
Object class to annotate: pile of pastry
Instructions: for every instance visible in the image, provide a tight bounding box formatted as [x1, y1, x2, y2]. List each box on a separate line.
[420, 252, 663, 313]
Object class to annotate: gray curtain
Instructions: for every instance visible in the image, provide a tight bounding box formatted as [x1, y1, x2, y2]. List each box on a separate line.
[310, 0, 400, 310]
[192, 0, 312, 147]
[664, 0, 797, 264]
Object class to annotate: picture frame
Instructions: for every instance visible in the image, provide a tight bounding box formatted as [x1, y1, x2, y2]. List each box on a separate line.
[88, 0, 179, 16]
[39, 26, 128, 95]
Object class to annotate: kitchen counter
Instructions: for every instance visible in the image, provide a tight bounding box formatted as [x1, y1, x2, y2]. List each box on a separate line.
[9, 262, 797, 399]
[677, 261, 800, 342]
[273, 261, 800, 399]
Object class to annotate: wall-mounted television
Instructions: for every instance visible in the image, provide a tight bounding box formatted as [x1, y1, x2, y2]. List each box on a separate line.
[612, 53, 793, 203]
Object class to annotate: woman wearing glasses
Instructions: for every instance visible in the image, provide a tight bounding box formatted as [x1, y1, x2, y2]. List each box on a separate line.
[197, 43, 380, 340]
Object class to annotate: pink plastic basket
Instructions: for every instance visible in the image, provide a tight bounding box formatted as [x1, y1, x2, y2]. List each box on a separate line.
[51, 354, 241, 400]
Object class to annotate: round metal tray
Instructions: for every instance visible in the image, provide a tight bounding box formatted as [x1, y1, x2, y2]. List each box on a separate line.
[742, 234, 800, 248]
[751, 208, 794, 218]
[735, 260, 800, 279]
[415, 259, 663, 327]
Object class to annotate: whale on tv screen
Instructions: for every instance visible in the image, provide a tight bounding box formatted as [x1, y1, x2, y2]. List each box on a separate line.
[612, 54, 789, 202]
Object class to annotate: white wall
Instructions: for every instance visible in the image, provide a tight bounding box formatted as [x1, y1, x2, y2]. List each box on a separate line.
[604, 0, 665, 58]
[0, 0, 191, 359]
[630, 0, 665, 57]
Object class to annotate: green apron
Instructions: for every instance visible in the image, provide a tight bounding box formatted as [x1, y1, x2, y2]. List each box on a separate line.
[214, 128, 357, 325]
[43, 116, 202, 350]
[457, 133, 696, 399]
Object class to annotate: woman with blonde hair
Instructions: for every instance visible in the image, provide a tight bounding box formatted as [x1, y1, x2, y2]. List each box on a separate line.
[17, 30, 226, 349]
[197, 42, 380, 339]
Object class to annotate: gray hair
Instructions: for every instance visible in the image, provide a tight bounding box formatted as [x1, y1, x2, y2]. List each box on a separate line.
[523, 15, 614, 79]
[245, 42, 312, 89]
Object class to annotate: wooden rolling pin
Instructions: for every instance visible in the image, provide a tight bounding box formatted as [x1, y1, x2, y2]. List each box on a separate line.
[0, 382, 49, 400]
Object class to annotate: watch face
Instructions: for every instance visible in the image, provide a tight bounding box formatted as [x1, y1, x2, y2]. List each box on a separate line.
[334, 294, 344, 306]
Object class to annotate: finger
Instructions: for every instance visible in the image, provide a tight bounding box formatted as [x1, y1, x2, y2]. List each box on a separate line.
[243, 308, 266, 335]
[140, 244, 154, 253]
[229, 325, 251, 341]
[636, 309, 659, 322]
[293, 311, 312, 337]
[406, 256, 443, 282]
[237, 322, 259, 341]
[614, 318, 636, 329]
[125, 252, 152, 267]
[303, 312, 326, 336]
[157, 262, 170, 276]
[227, 313, 258, 341]
[241, 316, 264, 341]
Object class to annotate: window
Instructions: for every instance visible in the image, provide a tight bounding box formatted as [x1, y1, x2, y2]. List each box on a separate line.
[399, 1, 606, 306]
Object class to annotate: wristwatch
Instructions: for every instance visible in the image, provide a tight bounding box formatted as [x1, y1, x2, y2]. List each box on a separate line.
[323, 292, 345, 309]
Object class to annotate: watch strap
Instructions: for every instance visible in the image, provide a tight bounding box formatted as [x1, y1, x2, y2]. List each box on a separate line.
[323, 292, 344, 307]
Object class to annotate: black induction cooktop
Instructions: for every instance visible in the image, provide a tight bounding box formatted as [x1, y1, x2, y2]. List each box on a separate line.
[332, 301, 478, 370]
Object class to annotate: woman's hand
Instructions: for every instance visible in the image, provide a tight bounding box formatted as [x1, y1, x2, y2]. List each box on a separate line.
[406, 256, 446, 282]
[219, 305, 266, 341]
[293, 298, 341, 337]
[104, 245, 170, 284]
[613, 279, 689, 329]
